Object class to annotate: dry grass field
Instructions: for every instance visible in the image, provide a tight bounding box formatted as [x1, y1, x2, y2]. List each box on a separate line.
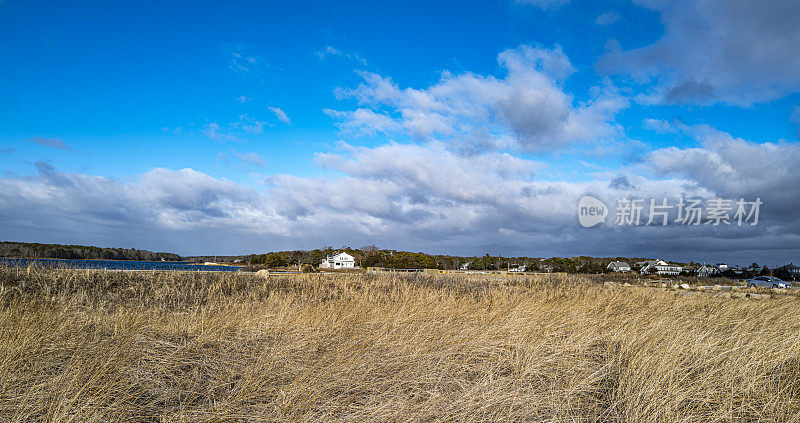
[0, 266, 798, 422]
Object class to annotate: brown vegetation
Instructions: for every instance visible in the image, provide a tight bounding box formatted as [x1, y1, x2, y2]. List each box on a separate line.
[0, 266, 798, 422]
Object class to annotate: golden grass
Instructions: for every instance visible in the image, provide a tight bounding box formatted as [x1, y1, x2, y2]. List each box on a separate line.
[0, 267, 798, 422]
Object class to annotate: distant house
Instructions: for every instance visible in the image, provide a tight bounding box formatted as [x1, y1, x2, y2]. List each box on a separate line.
[697, 265, 719, 277]
[777, 263, 800, 280]
[607, 261, 631, 272]
[729, 265, 744, 275]
[508, 264, 527, 272]
[682, 264, 700, 274]
[641, 260, 682, 275]
[460, 262, 471, 271]
[319, 252, 355, 269]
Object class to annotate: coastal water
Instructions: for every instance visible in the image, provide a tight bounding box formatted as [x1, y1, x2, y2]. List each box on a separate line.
[0, 258, 243, 272]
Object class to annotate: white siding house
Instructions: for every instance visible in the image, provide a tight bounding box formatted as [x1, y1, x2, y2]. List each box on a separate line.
[319, 252, 355, 269]
[641, 260, 682, 275]
[607, 261, 632, 272]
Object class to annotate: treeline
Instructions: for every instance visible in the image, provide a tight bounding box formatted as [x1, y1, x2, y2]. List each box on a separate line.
[246, 245, 647, 273]
[0, 242, 181, 261]
[703, 263, 795, 281]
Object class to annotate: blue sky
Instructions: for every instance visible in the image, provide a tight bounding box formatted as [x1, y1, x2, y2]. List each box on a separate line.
[1, 0, 799, 264]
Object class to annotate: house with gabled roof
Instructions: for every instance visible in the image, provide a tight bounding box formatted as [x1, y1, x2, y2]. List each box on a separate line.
[640, 260, 682, 275]
[697, 265, 719, 277]
[607, 261, 631, 272]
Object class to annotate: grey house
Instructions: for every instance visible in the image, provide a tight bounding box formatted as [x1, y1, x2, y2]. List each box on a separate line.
[607, 261, 632, 272]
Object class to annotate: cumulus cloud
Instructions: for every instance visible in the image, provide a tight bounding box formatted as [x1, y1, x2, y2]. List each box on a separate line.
[26, 136, 72, 151]
[640, 125, 800, 249]
[648, 125, 800, 221]
[2, 133, 798, 262]
[598, 0, 800, 105]
[268, 106, 291, 125]
[0, 164, 277, 252]
[331, 45, 626, 151]
[609, 174, 635, 190]
[324, 108, 401, 136]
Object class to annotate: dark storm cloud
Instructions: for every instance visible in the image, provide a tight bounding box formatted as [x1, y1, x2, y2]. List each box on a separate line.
[664, 79, 715, 104]
[599, 0, 800, 105]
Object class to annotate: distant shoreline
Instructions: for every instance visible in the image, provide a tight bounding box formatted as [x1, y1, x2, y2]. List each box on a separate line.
[1, 256, 186, 262]
[0, 257, 243, 272]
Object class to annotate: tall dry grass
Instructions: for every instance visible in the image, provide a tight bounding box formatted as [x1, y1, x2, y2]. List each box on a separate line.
[0, 266, 798, 422]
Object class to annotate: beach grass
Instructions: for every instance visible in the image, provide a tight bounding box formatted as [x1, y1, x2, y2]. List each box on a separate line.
[1, 266, 798, 422]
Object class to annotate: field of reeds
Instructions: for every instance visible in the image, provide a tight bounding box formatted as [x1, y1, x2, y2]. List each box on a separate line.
[0, 266, 798, 422]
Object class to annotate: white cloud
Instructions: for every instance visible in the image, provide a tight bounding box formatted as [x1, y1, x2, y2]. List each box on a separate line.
[316, 45, 367, 66]
[598, 0, 800, 105]
[324, 108, 401, 136]
[331, 45, 626, 151]
[234, 115, 266, 135]
[268, 106, 292, 125]
[3, 133, 798, 261]
[228, 44, 261, 73]
[648, 125, 800, 202]
[595, 11, 620, 25]
[642, 118, 678, 133]
[202, 123, 238, 142]
[231, 150, 266, 168]
[203, 115, 269, 141]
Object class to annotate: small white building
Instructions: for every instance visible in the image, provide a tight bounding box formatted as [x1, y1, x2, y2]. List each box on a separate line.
[319, 252, 355, 269]
[640, 260, 682, 275]
[607, 261, 631, 272]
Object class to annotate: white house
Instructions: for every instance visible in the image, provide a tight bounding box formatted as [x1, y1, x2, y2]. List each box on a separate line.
[640, 260, 682, 275]
[319, 252, 355, 269]
[607, 261, 631, 272]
